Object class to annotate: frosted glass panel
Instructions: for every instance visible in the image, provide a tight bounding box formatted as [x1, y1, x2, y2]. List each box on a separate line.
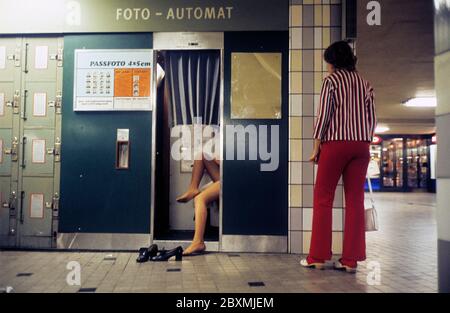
[231, 52, 282, 119]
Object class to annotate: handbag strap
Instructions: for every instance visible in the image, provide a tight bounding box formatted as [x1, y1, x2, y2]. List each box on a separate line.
[366, 174, 376, 209]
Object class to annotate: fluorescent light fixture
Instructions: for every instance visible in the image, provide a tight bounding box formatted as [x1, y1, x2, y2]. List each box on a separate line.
[375, 125, 390, 133]
[403, 97, 437, 108]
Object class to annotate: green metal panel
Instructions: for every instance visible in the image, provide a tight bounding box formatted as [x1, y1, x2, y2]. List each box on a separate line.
[59, 34, 153, 234]
[222, 31, 289, 236]
[13, 36, 62, 249]
[22, 129, 55, 177]
[0, 129, 12, 176]
[0, 82, 15, 129]
[0, 177, 11, 236]
[23, 37, 59, 82]
[0, 37, 19, 247]
[22, 82, 56, 128]
[0, 37, 17, 130]
[0, 38, 19, 76]
[20, 177, 53, 237]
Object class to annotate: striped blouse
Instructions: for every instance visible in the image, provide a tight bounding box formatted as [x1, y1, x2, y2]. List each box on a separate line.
[313, 69, 377, 142]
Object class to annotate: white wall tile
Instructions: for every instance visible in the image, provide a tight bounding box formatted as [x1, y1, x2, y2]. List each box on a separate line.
[290, 231, 303, 254]
[290, 207, 303, 231]
[302, 231, 311, 254]
[302, 208, 313, 231]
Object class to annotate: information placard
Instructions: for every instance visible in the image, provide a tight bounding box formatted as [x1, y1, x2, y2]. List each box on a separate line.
[73, 49, 153, 111]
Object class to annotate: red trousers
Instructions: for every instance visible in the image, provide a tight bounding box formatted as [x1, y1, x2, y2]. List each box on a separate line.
[309, 141, 370, 262]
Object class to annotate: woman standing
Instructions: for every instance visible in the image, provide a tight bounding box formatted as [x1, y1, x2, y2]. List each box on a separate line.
[300, 41, 377, 273]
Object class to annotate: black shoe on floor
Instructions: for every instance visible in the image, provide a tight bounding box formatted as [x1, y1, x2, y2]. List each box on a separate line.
[136, 244, 158, 263]
[151, 246, 183, 262]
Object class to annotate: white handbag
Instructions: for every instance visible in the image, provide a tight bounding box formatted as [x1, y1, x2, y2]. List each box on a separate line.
[367, 159, 381, 177]
[365, 175, 379, 232]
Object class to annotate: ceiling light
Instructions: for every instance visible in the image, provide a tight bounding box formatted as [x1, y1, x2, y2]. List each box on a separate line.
[403, 97, 437, 108]
[375, 125, 390, 133]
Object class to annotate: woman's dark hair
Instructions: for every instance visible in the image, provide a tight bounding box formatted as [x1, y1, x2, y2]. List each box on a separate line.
[324, 41, 357, 71]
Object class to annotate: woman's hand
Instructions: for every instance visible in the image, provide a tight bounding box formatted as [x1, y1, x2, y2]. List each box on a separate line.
[309, 139, 321, 164]
[309, 150, 319, 163]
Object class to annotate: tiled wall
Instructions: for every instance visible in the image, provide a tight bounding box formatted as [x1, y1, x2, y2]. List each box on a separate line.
[288, 0, 344, 254]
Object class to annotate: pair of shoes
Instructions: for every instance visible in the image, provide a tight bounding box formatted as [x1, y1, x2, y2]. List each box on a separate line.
[136, 244, 158, 263]
[333, 259, 357, 273]
[152, 246, 183, 262]
[299, 256, 325, 270]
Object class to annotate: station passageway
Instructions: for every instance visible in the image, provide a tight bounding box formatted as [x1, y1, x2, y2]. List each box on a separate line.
[0, 193, 437, 293]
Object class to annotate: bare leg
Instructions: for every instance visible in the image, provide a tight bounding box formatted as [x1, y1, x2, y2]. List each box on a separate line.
[176, 158, 204, 203]
[177, 154, 220, 202]
[183, 181, 220, 255]
[203, 157, 220, 182]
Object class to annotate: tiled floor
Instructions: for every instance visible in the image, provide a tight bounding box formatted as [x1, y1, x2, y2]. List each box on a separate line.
[0, 192, 437, 293]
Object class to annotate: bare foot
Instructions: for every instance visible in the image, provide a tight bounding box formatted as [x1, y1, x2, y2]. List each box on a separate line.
[176, 188, 200, 203]
[183, 242, 206, 256]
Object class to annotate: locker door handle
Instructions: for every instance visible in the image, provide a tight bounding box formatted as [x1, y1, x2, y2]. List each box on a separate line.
[21, 90, 28, 120]
[4, 137, 19, 161]
[24, 43, 29, 74]
[14, 47, 21, 67]
[13, 90, 20, 114]
[20, 137, 26, 168]
[52, 193, 60, 217]
[19, 191, 25, 224]
[7, 191, 17, 216]
[54, 137, 61, 162]
[6, 137, 19, 162]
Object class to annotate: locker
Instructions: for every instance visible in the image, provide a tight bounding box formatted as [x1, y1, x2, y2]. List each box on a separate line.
[0, 36, 62, 248]
[0, 37, 19, 247]
[0, 82, 15, 129]
[0, 129, 13, 176]
[22, 82, 56, 128]
[0, 177, 12, 237]
[22, 129, 55, 177]
[0, 38, 18, 127]
[0, 37, 20, 75]
[16, 37, 62, 247]
[19, 177, 54, 240]
[22, 37, 60, 82]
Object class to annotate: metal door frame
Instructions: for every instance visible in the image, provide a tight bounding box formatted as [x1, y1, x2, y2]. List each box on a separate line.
[150, 32, 224, 251]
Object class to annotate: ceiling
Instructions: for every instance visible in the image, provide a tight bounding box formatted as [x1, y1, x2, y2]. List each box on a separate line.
[356, 0, 435, 134]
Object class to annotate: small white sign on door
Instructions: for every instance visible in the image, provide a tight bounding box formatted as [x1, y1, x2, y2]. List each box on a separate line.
[30, 193, 44, 218]
[35, 46, 48, 69]
[32, 139, 46, 163]
[33, 93, 47, 116]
